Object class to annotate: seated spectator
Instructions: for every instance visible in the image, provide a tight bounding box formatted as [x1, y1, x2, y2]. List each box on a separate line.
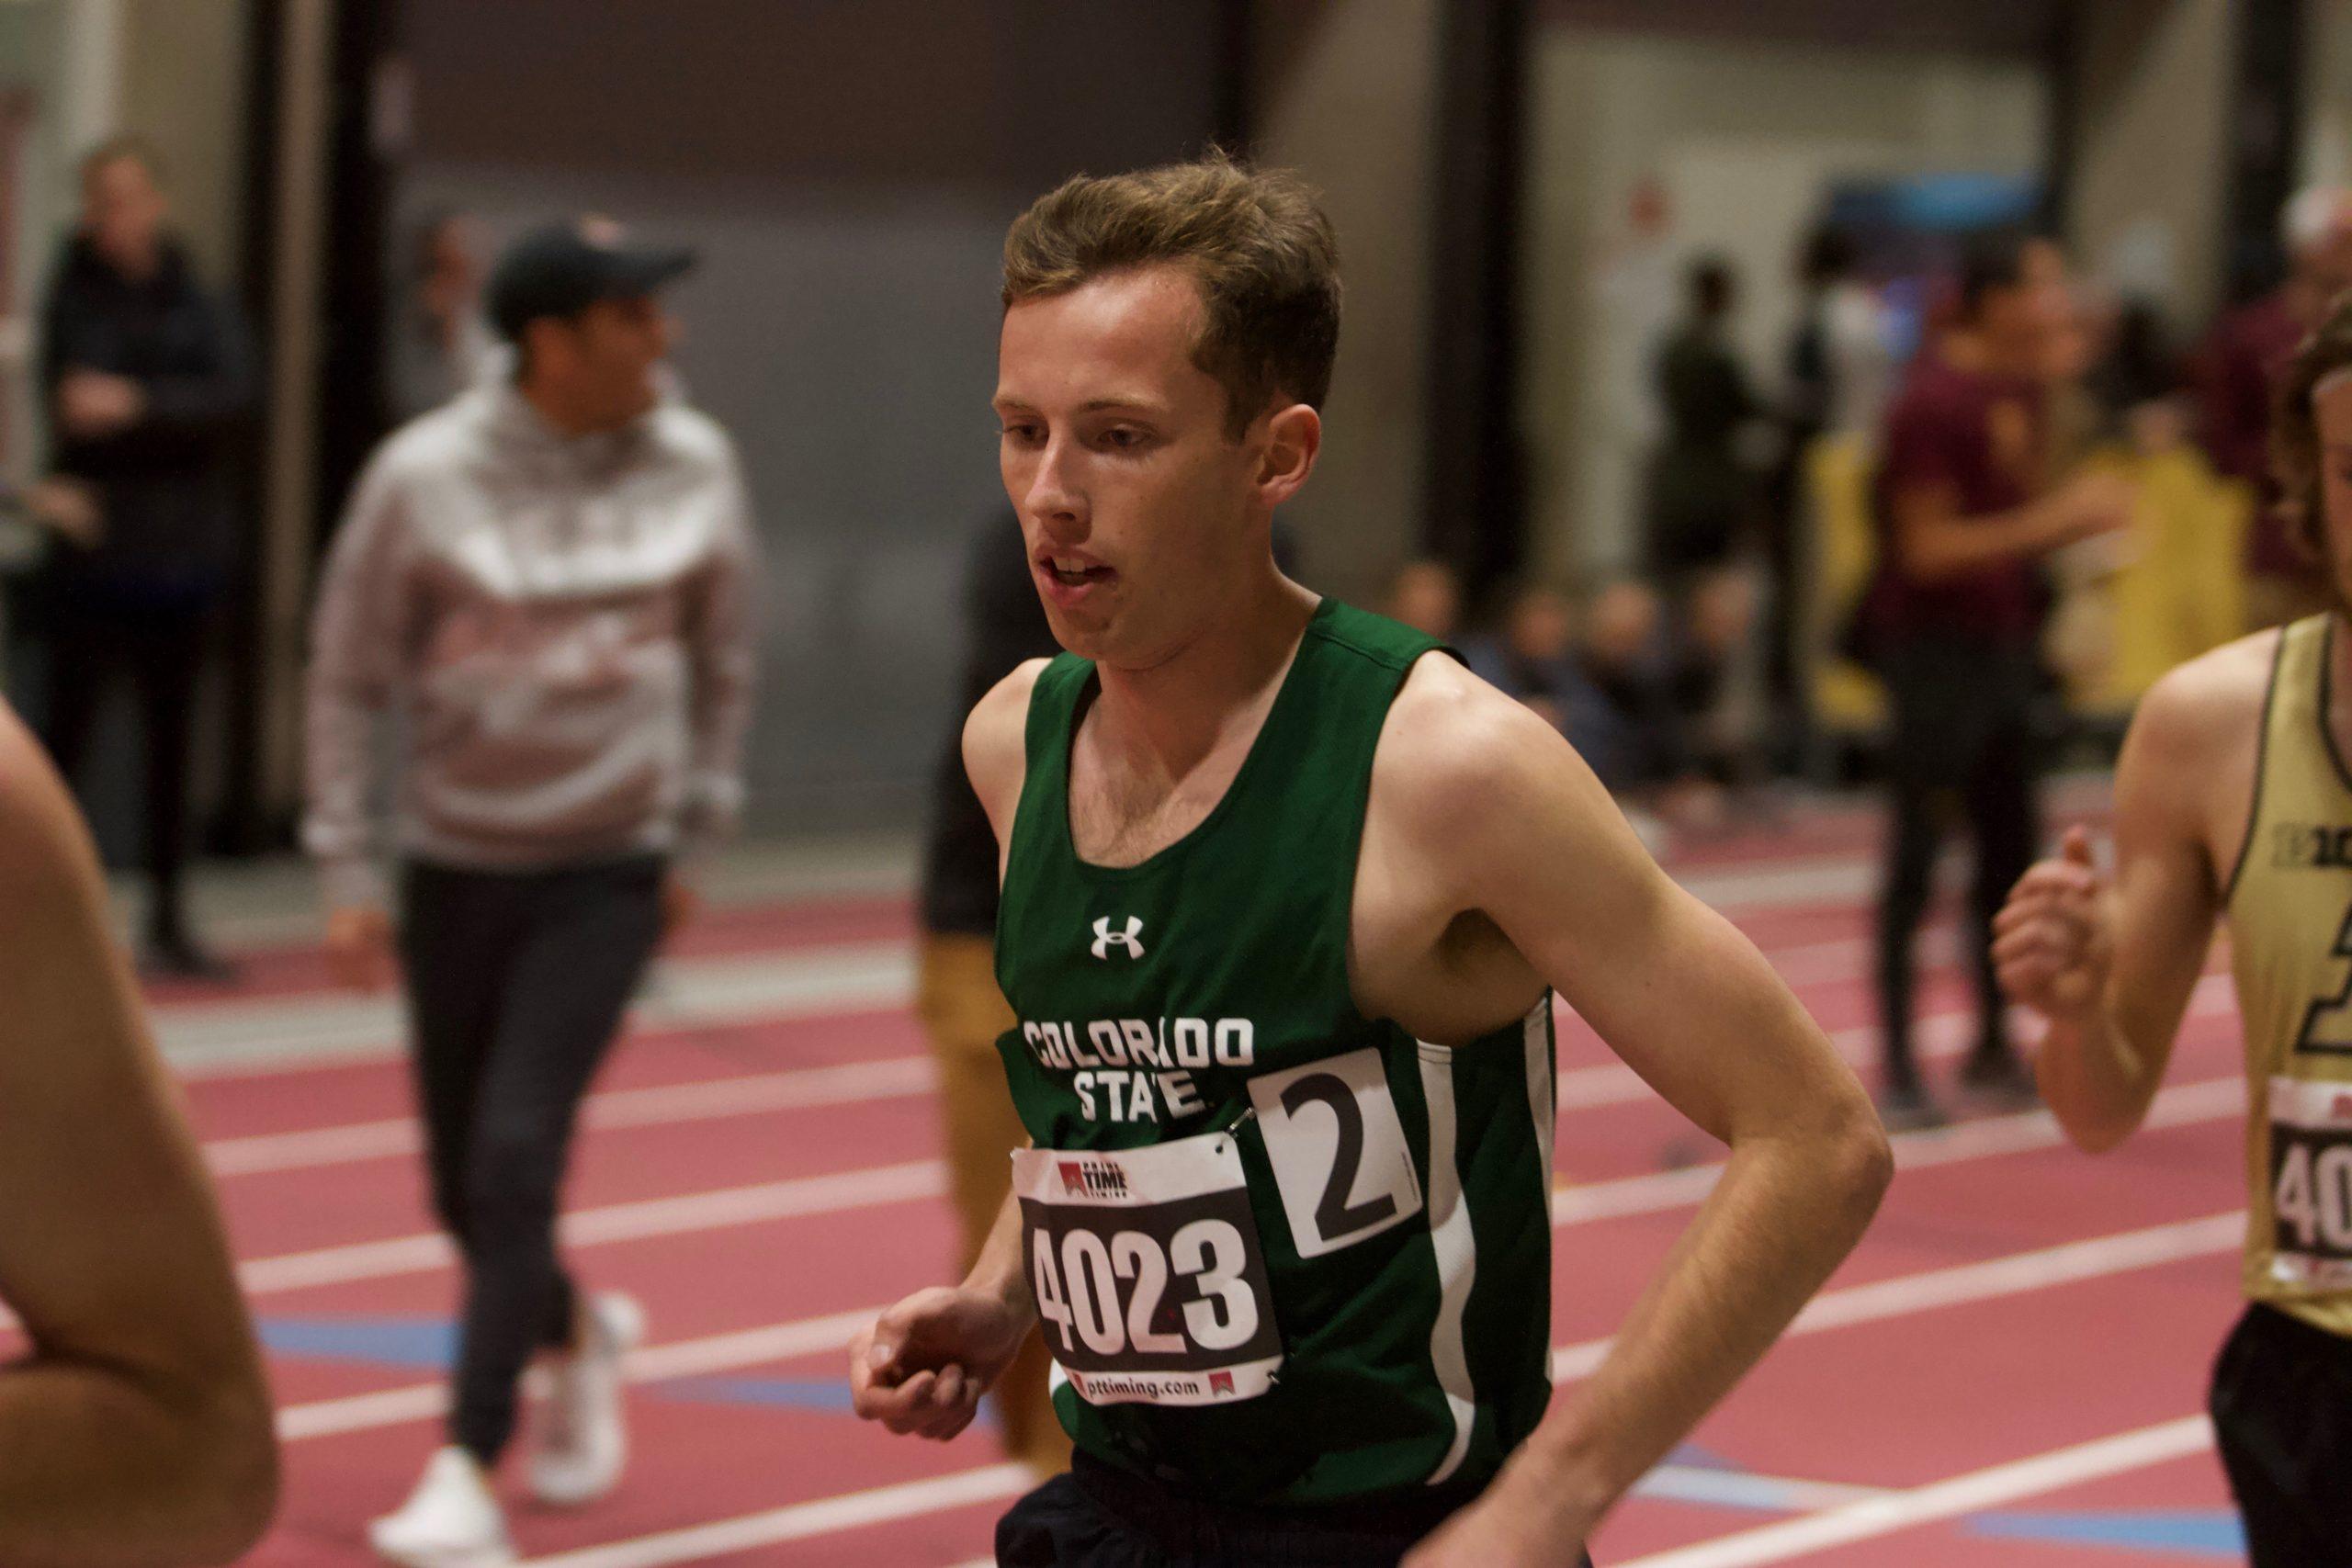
[1667, 569, 1761, 787]
[1465, 579, 1682, 800]
[1381, 557, 1463, 640]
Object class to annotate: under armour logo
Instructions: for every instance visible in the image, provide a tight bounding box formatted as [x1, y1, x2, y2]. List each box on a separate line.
[1091, 916, 1146, 960]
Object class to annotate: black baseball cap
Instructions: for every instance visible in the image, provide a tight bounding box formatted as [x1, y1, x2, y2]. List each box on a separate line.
[485, 220, 696, 341]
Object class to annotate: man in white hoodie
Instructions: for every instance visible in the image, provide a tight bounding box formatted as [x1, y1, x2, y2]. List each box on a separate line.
[304, 220, 759, 1566]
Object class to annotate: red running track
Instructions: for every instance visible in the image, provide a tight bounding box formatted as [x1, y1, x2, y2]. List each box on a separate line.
[138, 831, 2246, 1566]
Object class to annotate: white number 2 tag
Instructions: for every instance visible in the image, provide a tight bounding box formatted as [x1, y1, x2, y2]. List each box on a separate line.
[1248, 1048, 1422, 1258]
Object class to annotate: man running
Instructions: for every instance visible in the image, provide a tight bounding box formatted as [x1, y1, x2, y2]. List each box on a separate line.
[0, 700, 277, 1562]
[851, 154, 1891, 1568]
[1996, 295, 2352, 1564]
[307, 220, 759, 1565]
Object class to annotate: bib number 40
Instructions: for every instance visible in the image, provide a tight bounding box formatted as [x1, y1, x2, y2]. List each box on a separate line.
[2266, 1076, 2352, 1283]
[2274, 1135, 2352, 1257]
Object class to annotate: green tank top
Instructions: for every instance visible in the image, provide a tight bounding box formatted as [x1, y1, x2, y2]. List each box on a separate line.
[995, 596, 1558, 1506]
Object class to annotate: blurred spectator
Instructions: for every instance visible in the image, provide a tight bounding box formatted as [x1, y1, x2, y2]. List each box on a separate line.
[1572, 578, 1680, 802]
[305, 221, 758, 1562]
[35, 136, 255, 979]
[1769, 225, 1889, 761]
[1863, 231, 2133, 1128]
[1463, 579, 1666, 798]
[1785, 223, 1896, 446]
[1463, 580, 1579, 730]
[2, 476, 105, 552]
[1381, 557, 1462, 640]
[2085, 297, 2184, 447]
[1642, 255, 1765, 587]
[2192, 186, 2352, 629]
[390, 209, 497, 420]
[1668, 567, 1761, 792]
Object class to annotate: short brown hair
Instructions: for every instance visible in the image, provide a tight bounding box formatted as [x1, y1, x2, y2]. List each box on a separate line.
[2273, 292, 2352, 559]
[1001, 152, 1340, 436]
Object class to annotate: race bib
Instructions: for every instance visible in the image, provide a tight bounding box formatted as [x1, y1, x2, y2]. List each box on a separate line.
[1013, 1131, 1283, 1407]
[2267, 1076, 2352, 1288]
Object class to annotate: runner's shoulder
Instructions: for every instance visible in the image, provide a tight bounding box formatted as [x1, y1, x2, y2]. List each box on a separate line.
[963, 658, 1054, 822]
[2131, 628, 2281, 763]
[1372, 651, 1588, 841]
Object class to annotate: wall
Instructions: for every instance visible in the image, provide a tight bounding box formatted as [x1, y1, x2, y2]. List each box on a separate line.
[2064, 0, 2233, 328]
[0, 0, 247, 327]
[1248, 0, 1441, 606]
[117, 0, 249, 287]
[0, 0, 249, 861]
[2303, 0, 2352, 192]
[0, 0, 66, 481]
[1522, 27, 2046, 581]
[397, 0, 1227, 834]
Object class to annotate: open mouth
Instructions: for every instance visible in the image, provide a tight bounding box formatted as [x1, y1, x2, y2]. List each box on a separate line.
[1042, 556, 1115, 588]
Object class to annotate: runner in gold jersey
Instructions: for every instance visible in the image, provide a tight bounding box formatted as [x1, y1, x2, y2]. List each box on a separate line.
[1996, 296, 2352, 1564]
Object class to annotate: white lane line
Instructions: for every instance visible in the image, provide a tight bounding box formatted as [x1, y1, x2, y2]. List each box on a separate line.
[273, 1201, 2246, 1451]
[1634, 1466, 1892, 1513]
[240, 1161, 944, 1295]
[160, 943, 916, 1077]
[1671, 855, 1874, 914]
[1548, 1211, 2244, 1381]
[206, 1056, 934, 1178]
[519, 1463, 1034, 1568]
[277, 1308, 885, 1440]
[1614, 1416, 2215, 1568]
[151, 875, 1942, 1084]
[8, 1035, 2248, 1373]
[220, 1056, 2248, 1309]
[197, 964, 2236, 1184]
[1558, 968, 2231, 1115]
[1557, 1072, 2247, 1225]
[428, 1208, 2230, 1566]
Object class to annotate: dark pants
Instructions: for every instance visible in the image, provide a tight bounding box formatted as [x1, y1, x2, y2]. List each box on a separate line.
[2211, 1303, 2352, 1566]
[399, 855, 667, 1463]
[1874, 637, 2041, 1086]
[997, 1453, 1593, 1568]
[39, 598, 211, 942]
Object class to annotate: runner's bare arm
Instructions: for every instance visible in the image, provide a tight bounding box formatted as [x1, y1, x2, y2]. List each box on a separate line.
[1386, 661, 1890, 1561]
[843, 660, 1055, 1441]
[0, 705, 278, 1563]
[1995, 645, 2258, 1151]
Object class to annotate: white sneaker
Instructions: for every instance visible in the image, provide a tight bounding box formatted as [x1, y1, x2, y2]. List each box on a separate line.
[368, 1447, 516, 1567]
[529, 1291, 644, 1507]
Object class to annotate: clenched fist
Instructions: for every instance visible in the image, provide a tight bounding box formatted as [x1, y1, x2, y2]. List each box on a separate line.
[1993, 827, 2113, 1020]
[849, 1286, 1030, 1443]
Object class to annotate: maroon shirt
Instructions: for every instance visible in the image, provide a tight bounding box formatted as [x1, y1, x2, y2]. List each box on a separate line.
[2191, 289, 2314, 579]
[1868, 355, 2045, 645]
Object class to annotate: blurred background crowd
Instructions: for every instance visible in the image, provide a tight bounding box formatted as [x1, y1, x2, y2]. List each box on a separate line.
[0, 0, 2342, 926]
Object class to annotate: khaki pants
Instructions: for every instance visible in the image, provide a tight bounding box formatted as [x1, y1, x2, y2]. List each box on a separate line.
[916, 932, 1071, 1476]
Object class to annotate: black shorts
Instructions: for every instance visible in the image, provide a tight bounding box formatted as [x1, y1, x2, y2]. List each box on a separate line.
[995, 1452, 1595, 1567]
[2209, 1303, 2352, 1566]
